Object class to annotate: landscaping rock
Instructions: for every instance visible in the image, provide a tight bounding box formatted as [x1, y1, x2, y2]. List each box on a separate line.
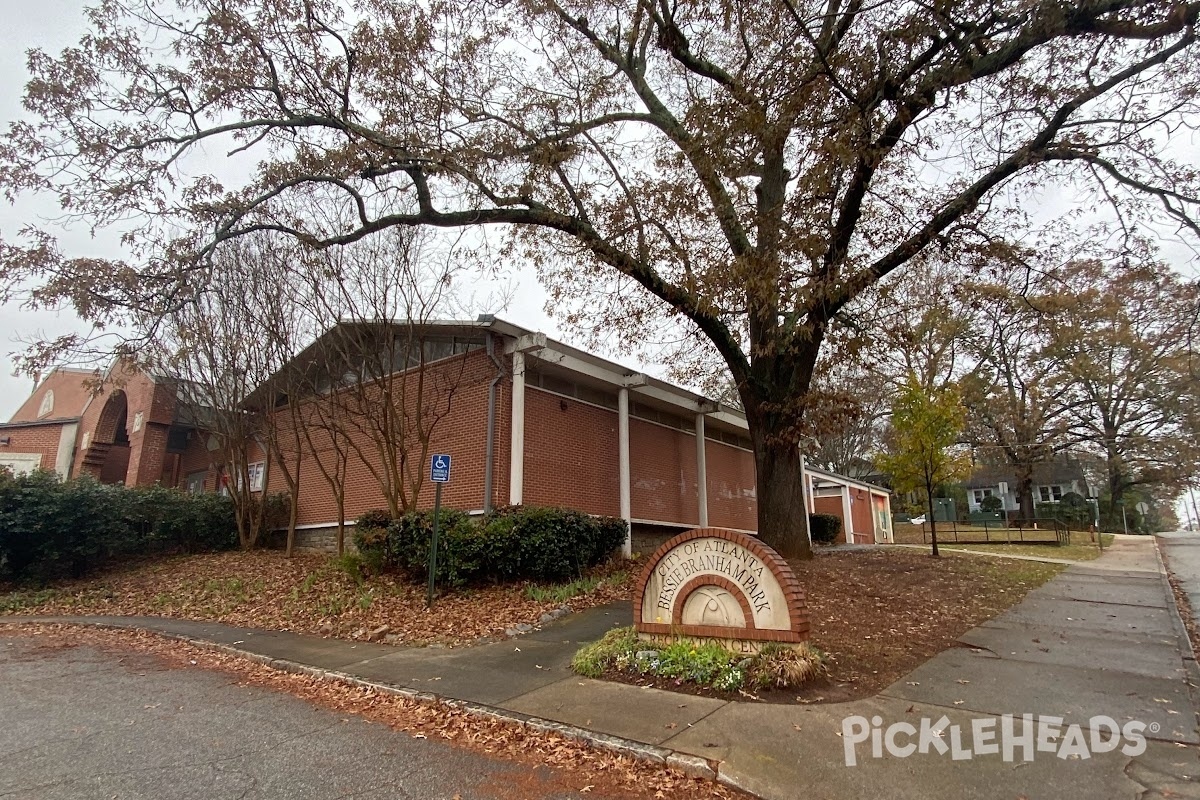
[366, 625, 390, 642]
[505, 622, 535, 637]
[382, 634, 402, 645]
[317, 621, 333, 635]
[538, 612, 555, 624]
[634, 650, 660, 670]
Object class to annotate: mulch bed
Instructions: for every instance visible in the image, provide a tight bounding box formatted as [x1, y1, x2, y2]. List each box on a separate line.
[599, 548, 1063, 704]
[1, 551, 631, 647]
[0, 623, 744, 800]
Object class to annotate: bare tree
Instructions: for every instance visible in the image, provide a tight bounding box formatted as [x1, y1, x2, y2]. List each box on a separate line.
[290, 229, 484, 519]
[3, 1, 1199, 556]
[155, 235, 302, 549]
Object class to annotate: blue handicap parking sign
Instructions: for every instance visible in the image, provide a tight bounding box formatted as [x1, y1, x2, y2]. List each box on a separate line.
[430, 454, 451, 483]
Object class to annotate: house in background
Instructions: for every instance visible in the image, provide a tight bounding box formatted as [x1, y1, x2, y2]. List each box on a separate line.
[2, 318, 894, 553]
[0, 362, 212, 488]
[964, 457, 1094, 516]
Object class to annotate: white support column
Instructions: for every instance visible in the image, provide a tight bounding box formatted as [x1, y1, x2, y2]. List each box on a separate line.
[618, 387, 632, 557]
[800, 453, 811, 514]
[695, 412, 709, 527]
[841, 485, 854, 544]
[509, 350, 526, 506]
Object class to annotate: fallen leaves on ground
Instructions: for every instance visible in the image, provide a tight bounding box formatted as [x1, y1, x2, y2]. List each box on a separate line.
[796, 549, 1063, 697]
[1, 551, 632, 647]
[577, 548, 1061, 705]
[1, 623, 743, 800]
[1161, 553, 1200, 657]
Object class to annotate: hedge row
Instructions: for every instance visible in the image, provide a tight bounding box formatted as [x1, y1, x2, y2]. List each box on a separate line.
[0, 469, 238, 584]
[354, 505, 627, 586]
[809, 513, 842, 544]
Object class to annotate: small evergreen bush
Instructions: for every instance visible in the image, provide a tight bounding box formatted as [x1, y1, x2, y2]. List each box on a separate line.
[808, 513, 842, 544]
[351, 505, 629, 586]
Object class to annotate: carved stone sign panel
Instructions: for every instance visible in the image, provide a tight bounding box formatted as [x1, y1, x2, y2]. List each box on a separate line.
[634, 528, 809, 654]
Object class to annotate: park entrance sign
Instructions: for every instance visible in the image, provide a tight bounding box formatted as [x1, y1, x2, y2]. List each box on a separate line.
[633, 528, 809, 654]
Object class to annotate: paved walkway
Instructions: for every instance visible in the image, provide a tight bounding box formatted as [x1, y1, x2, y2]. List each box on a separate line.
[9, 536, 1200, 799]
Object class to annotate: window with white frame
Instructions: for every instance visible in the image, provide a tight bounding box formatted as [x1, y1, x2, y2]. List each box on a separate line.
[972, 488, 994, 504]
[1038, 485, 1064, 502]
[246, 462, 265, 493]
[185, 470, 207, 494]
[232, 462, 266, 493]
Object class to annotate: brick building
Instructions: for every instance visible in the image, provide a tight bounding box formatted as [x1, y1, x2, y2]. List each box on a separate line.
[2, 318, 893, 551]
[1, 362, 212, 487]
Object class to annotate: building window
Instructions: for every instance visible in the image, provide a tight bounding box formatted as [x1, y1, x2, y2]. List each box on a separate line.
[246, 462, 265, 493]
[37, 390, 54, 418]
[1038, 485, 1064, 502]
[525, 366, 619, 411]
[973, 488, 994, 504]
[230, 462, 266, 493]
[185, 470, 207, 494]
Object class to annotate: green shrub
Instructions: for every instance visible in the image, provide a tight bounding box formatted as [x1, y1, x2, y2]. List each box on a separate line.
[386, 509, 483, 587]
[570, 628, 825, 692]
[571, 626, 641, 678]
[352, 509, 393, 565]
[979, 495, 1004, 513]
[809, 513, 841, 544]
[654, 638, 738, 685]
[351, 505, 628, 587]
[0, 469, 236, 585]
[260, 492, 293, 532]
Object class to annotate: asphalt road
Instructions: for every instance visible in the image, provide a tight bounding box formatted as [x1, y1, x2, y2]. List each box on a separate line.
[1158, 530, 1200, 618]
[0, 637, 588, 800]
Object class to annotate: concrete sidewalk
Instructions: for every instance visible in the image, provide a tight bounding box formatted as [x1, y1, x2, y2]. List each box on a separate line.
[9, 536, 1199, 799]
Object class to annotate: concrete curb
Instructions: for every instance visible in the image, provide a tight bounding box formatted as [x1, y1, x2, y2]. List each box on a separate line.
[1151, 537, 1200, 743]
[0, 618, 723, 786]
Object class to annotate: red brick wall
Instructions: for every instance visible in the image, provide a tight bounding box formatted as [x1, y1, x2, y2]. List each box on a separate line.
[174, 430, 215, 483]
[73, 364, 176, 486]
[0, 423, 64, 473]
[523, 388, 620, 516]
[263, 348, 502, 525]
[704, 440, 757, 531]
[629, 418, 697, 525]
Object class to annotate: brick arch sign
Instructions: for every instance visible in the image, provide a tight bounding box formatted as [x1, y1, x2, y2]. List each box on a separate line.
[634, 528, 809, 654]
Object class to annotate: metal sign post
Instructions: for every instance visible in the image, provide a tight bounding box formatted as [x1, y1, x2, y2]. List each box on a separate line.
[427, 454, 451, 609]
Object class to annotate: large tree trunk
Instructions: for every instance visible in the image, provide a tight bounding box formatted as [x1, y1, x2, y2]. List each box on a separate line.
[740, 336, 821, 560]
[752, 439, 813, 560]
[1014, 463, 1035, 524]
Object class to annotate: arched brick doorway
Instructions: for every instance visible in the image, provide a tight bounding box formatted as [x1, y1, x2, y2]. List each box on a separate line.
[80, 390, 132, 483]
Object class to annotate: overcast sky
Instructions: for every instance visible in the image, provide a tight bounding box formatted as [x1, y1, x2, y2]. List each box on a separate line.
[0, 0, 575, 420]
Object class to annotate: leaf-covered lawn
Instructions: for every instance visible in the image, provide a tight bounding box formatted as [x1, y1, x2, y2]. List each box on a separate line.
[0, 551, 631, 646]
[795, 549, 1063, 698]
